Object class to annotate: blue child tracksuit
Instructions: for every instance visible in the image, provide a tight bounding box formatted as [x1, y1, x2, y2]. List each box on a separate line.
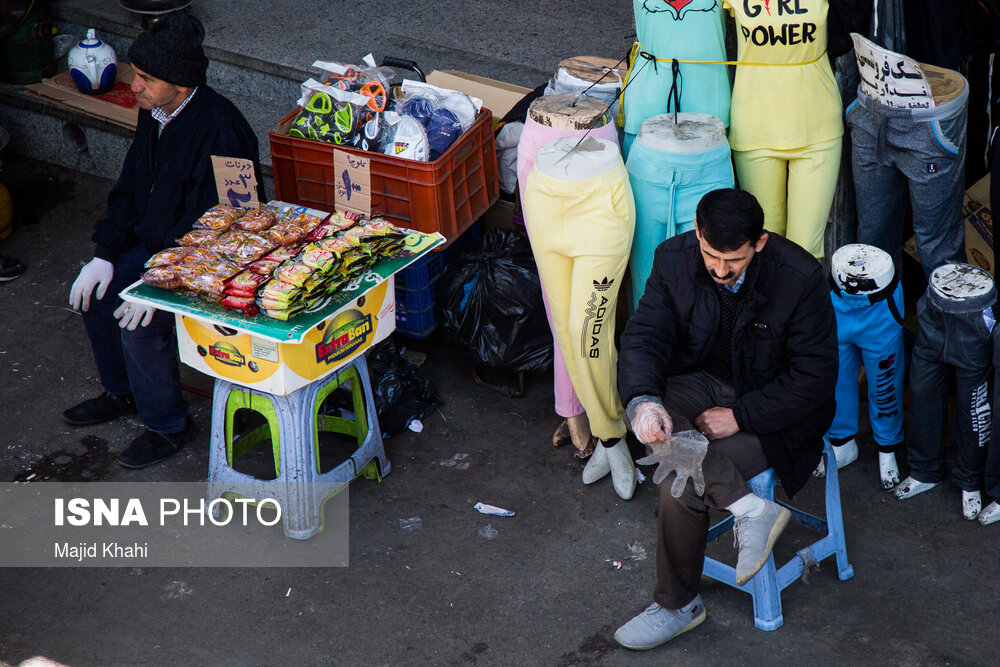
[826, 276, 906, 454]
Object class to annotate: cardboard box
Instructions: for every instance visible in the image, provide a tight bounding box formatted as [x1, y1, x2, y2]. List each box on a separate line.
[24, 64, 139, 130]
[176, 279, 396, 395]
[962, 173, 993, 274]
[426, 70, 531, 123]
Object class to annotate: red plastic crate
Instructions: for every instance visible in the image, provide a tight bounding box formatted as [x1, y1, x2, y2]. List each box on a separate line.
[270, 108, 499, 249]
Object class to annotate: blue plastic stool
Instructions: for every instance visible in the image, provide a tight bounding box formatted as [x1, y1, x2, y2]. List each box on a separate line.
[207, 353, 390, 539]
[703, 440, 854, 630]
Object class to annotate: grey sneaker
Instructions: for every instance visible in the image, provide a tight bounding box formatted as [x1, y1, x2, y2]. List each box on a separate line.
[734, 500, 791, 586]
[613, 598, 706, 651]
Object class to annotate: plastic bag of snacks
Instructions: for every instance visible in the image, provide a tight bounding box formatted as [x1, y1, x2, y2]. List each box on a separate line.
[193, 204, 244, 231]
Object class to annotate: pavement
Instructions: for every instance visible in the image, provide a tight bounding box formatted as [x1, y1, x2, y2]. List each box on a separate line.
[1, 146, 999, 666]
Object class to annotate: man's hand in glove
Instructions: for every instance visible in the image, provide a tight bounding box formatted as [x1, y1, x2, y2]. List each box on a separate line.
[626, 398, 673, 445]
[113, 301, 157, 331]
[636, 430, 709, 498]
[69, 257, 114, 312]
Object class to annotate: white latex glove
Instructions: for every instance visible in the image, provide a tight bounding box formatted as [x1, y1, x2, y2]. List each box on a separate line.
[70, 257, 114, 311]
[113, 301, 157, 331]
[636, 430, 709, 497]
[627, 398, 673, 445]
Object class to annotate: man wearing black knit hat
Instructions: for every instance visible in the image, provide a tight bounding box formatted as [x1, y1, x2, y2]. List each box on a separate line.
[63, 9, 262, 469]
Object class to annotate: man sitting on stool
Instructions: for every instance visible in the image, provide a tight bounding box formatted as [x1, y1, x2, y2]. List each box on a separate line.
[63, 9, 261, 469]
[614, 188, 838, 650]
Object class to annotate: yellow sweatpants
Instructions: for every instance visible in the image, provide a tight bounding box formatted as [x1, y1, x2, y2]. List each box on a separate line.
[733, 135, 842, 259]
[523, 162, 635, 440]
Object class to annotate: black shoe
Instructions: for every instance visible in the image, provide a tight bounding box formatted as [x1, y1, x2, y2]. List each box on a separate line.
[62, 392, 137, 426]
[118, 416, 197, 469]
[0, 255, 24, 282]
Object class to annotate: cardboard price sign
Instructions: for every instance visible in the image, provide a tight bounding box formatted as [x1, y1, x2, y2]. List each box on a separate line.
[333, 149, 372, 217]
[851, 33, 934, 110]
[211, 156, 260, 209]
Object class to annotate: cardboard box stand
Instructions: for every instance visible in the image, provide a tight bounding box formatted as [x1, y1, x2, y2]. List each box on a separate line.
[176, 279, 396, 395]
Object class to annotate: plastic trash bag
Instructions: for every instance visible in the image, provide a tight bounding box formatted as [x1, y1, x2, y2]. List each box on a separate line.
[436, 228, 552, 373]
[369, 339, 440, 437]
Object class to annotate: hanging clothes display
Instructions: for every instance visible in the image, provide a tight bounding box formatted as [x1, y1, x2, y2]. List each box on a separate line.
[849, 63, 969, 276]
[896, 264, 995, 521]
[625, 112, 733, 312]
[824, 244, 904, 490]
[724, 0, 843, 259]
[621, 0, 730, 157]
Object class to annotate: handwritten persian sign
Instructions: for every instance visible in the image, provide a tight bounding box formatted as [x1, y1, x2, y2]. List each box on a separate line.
[333, 149, 372, 217]
[211, 156, 260, 209]
[851, 33, 934, 109]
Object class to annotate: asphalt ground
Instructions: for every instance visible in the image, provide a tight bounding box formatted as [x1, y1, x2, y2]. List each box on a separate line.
[0, 154, 998, 665]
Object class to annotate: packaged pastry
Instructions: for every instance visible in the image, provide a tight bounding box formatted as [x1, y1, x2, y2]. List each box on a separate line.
[145, 247, 194, 268]
[177, 228, 221, 247]
[274, 261, 314, 287]
[225, 270, 269, 293]
[262, 245, 302, 263]
[194, 204, 244, 231]
[141, 265, 181, 290]
[229, 233, 273, 264]
[248, 258, 281, 276]
[303, 223, 339, 242]
[260, 279, 301, 301]
[261, 224, 306, 247]
[299, 244, 337, 272]
[317, 237, 353, 257]
[233, 208, 277, 232]
[327, 210, 361, 231]
[209, 230, 255, 257]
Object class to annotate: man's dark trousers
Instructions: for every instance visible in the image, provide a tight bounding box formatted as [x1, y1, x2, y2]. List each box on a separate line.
[80, 243, 187, 433]
[653, 370, 770, 610]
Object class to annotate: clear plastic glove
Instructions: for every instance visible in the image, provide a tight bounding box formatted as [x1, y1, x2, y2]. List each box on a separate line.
[70, 257, 114, 311]
[636, 430, 709, 498]
[113, 301, 157, 331]
[626, 398, 673, 445]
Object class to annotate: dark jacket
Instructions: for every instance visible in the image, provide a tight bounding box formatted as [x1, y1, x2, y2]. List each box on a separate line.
[93, 85, 261, 262]
[619, 231, 838, 497]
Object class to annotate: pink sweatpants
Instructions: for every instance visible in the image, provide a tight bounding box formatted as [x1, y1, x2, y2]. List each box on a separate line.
[516, 115, 620, 418]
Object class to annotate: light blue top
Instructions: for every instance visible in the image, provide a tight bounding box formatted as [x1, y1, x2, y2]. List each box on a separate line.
[625, 0, 731, 135]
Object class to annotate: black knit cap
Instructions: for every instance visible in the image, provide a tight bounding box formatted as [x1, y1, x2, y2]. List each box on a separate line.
[127, 9, 208, 87]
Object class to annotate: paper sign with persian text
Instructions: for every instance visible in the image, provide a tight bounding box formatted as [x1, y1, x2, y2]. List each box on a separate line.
[211, 155, 260, 209]
[851, 33, 935, 109]
[333, 149, 372, 217]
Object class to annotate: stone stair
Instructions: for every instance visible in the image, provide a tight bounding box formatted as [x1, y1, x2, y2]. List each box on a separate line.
[0, 0, 634, 192]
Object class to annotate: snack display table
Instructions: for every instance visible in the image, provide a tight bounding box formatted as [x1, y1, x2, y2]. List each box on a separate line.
[122, 231, 443, 538]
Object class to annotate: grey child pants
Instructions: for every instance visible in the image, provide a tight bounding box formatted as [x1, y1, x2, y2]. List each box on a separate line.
[848, 83, 969, 276]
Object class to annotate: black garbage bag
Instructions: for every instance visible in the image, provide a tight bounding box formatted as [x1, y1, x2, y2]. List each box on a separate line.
[436, 227, 553, 373]
[369, 339, 440, 437]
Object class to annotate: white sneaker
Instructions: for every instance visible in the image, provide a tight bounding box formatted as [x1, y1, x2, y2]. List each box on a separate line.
[878, 451, 900, 491]
[582, 442, 610, 484]
[813, 439, 859, 478]
[979, 501, 1000, 526]
[962, 490, 982, 520]
[606, 438, 637, 501]
[893, 476, 939, 500]
[614, 598, 706, 651]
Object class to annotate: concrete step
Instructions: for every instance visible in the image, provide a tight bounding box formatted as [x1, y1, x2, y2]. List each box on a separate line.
[6, 0, 634, 188]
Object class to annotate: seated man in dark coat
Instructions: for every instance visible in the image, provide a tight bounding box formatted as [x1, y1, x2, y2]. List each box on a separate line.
[64, 9, 262, 469]
[614, 188, 838, 650]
